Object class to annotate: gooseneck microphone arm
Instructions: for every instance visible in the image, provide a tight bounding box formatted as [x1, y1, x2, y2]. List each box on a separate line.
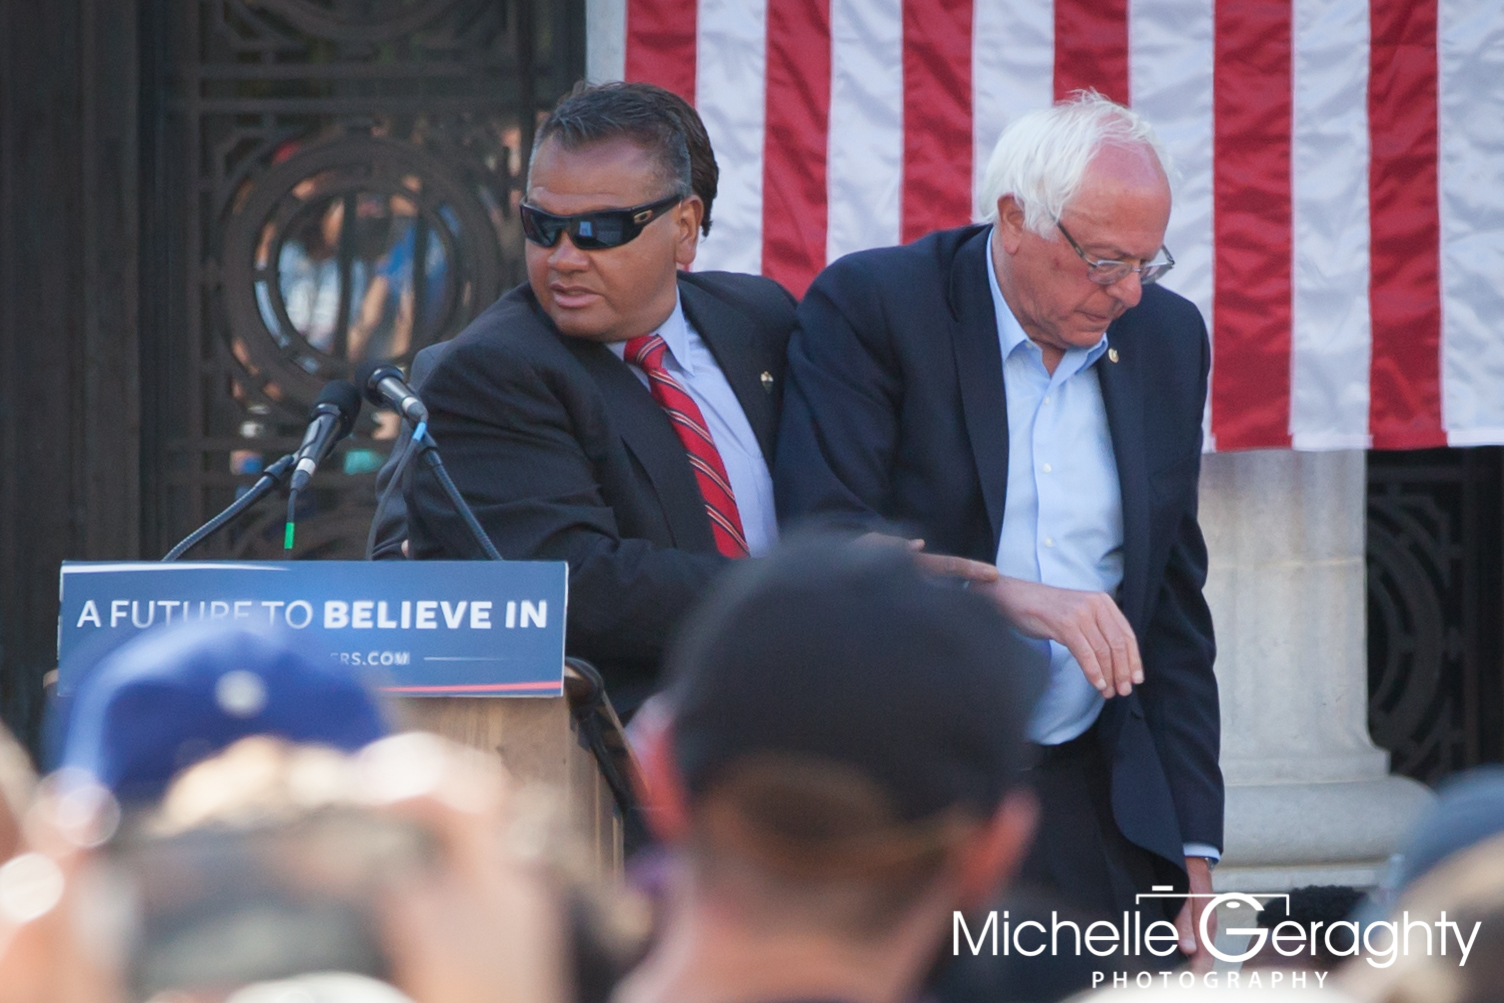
[356, 359, 503, 562]
[164, 379, 363, 561]
[413, 429, 504, 561]
[161, 453, 296, 561]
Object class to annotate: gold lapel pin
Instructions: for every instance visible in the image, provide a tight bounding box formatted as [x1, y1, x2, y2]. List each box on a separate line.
[1108, 347, 1120, 363]
[760, 371, 775, 393]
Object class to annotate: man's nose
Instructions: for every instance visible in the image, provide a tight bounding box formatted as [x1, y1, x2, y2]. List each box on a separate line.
[548, 232, 590, 271]
[1105, 270, 1143, 309]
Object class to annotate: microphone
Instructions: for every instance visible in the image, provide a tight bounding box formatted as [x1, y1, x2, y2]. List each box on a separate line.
[289, 380, 362, 491]
[357, 361, 429, 425]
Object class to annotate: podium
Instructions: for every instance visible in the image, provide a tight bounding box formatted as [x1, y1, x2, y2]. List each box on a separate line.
[395, 661, 634, 876]
[57, 559, 634, 874]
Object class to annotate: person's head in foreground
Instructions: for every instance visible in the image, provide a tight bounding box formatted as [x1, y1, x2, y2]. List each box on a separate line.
[1376, 765, 1504, 910]
[617, 538, 1044, 1003]
[523, 81, 711, 344]
[1081, 987, 1354, 1002]
[980, 89, 1174, 360]
[0, 732, 575, 1003]
[56, 622, 389, 804]
[1340, 831, 1504, 1003]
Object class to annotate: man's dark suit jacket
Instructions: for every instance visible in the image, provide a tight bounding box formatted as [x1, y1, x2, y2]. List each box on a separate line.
[774, 224, 1222, 870]
[406, 272, 797, 705]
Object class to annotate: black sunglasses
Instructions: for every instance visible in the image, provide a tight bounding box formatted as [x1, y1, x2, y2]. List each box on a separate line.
[519, 194, 683, 250]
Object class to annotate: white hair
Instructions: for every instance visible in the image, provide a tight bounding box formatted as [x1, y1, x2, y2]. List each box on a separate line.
[976, 91, 1174, 234]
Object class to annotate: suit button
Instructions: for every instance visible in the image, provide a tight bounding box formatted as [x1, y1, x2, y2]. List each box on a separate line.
[1044, 537, 1055, 548]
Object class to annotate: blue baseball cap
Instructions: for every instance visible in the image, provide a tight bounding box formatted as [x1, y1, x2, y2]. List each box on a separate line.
[59, 623, 389, 802]
[1391, 766, 1504, 893]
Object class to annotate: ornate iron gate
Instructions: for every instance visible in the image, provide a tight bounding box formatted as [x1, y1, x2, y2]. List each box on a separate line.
[140, 0, 583, 560]
[1367, 447, 1504, 784]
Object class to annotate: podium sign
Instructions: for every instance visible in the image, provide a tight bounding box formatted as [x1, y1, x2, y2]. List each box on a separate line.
[57, 561, 569, 697]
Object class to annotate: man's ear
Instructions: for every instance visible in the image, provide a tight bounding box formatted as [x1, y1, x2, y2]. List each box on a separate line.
[673, 195, 704, 270]
[994, 194, 1028, 255]
[955, 788, 1038, 910]
[630, 706, 692, 843]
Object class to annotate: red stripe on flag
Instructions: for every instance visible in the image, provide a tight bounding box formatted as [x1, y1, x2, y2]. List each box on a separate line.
[1368, 0, 1445, 448]
[761, 0, 833, 297]
[1053, 0, 1128, 103]
[901, 0, 974, 242]
[625, 0, 697, 102]
[1212, 1, 1293, 450]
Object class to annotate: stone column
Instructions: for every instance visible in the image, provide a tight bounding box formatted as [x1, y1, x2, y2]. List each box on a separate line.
[585, 0, 626, 83]
[1200, 449, 1433, 892]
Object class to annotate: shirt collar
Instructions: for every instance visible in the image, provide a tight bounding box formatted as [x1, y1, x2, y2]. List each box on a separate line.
[609, 294, 692, 370]
[985, 226, 1109, 375]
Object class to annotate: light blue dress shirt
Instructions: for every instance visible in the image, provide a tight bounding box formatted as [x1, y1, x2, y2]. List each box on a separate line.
[987, 235, 1123, 747]
[987, 234, 1218, 864]
[610, 296, 778, 556]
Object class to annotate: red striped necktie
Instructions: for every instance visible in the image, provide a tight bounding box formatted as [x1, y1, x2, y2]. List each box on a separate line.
[623, 333, 750, 558]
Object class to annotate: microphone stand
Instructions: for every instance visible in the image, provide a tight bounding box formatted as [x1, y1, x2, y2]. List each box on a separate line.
[413, 430, 503, 561]
[161, 422, 499, 563]
[161, 453, 296, 562]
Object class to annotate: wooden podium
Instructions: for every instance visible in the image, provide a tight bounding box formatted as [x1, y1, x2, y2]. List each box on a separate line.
[395, 660, 634, 876]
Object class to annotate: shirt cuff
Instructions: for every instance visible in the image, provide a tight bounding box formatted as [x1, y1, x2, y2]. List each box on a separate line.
[1183, 842, 1221, 865]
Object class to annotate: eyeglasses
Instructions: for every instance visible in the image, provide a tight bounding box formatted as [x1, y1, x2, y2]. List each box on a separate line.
[1056, 221, 1175, 286]
[519, 194, 683, 250]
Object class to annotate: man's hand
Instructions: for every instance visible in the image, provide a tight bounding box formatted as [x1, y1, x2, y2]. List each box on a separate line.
[974, 577, 1143, 697]
[856, 539, 1140, 696]
[1174, 857, 1216, 971]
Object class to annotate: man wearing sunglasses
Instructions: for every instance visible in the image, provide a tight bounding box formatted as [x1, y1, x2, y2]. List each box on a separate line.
[404, 83, 796, 713]
[775, 93, 1222, 970]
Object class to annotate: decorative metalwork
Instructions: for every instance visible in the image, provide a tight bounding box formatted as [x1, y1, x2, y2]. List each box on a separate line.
[220, 134, 503, 404]
[1367, 448, 1504, 784]
[256, 0, 463, 43]
[142, 0, 583, 560]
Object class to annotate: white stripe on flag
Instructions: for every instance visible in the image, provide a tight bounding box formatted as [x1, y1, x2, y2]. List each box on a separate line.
[585, 0, 627, 82]
[826, 0, 903, 262]
[1129, 0, 1215, 445]
[1288, 0, 1372, 450]
[971, 0, 1054, 220]
[694, 0, 769, 275]
[1440, 0, 1504, 444]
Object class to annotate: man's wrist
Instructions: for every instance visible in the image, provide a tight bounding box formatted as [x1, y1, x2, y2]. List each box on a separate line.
[1183, 842, 1220, 868]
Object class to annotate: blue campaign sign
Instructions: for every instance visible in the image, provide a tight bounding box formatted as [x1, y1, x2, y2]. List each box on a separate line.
[57, 561, 569, 697]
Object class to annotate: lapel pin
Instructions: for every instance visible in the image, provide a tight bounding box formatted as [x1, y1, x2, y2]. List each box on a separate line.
[760, 371, 775, 393]
[1108, 347, 1120, 363]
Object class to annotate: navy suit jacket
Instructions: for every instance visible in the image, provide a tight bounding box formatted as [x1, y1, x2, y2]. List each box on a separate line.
[406, 273, 796, 707]
[775, 225, 1222, 867]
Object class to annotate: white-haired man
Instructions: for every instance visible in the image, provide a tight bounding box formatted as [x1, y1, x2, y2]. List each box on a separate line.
[775, 93, 1222, 967]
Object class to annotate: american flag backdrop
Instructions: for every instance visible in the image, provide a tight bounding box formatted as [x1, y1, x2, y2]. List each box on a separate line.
[610, 0, 1504, 451]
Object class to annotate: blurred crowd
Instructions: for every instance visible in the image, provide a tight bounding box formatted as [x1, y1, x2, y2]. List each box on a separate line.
[3, 538, 1502, 1003]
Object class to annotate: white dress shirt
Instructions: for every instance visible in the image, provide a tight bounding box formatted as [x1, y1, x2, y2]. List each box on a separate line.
[610, 296, 778, 555]
[988, 232, 1218, 864]
[988, 234, 1123, 746]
